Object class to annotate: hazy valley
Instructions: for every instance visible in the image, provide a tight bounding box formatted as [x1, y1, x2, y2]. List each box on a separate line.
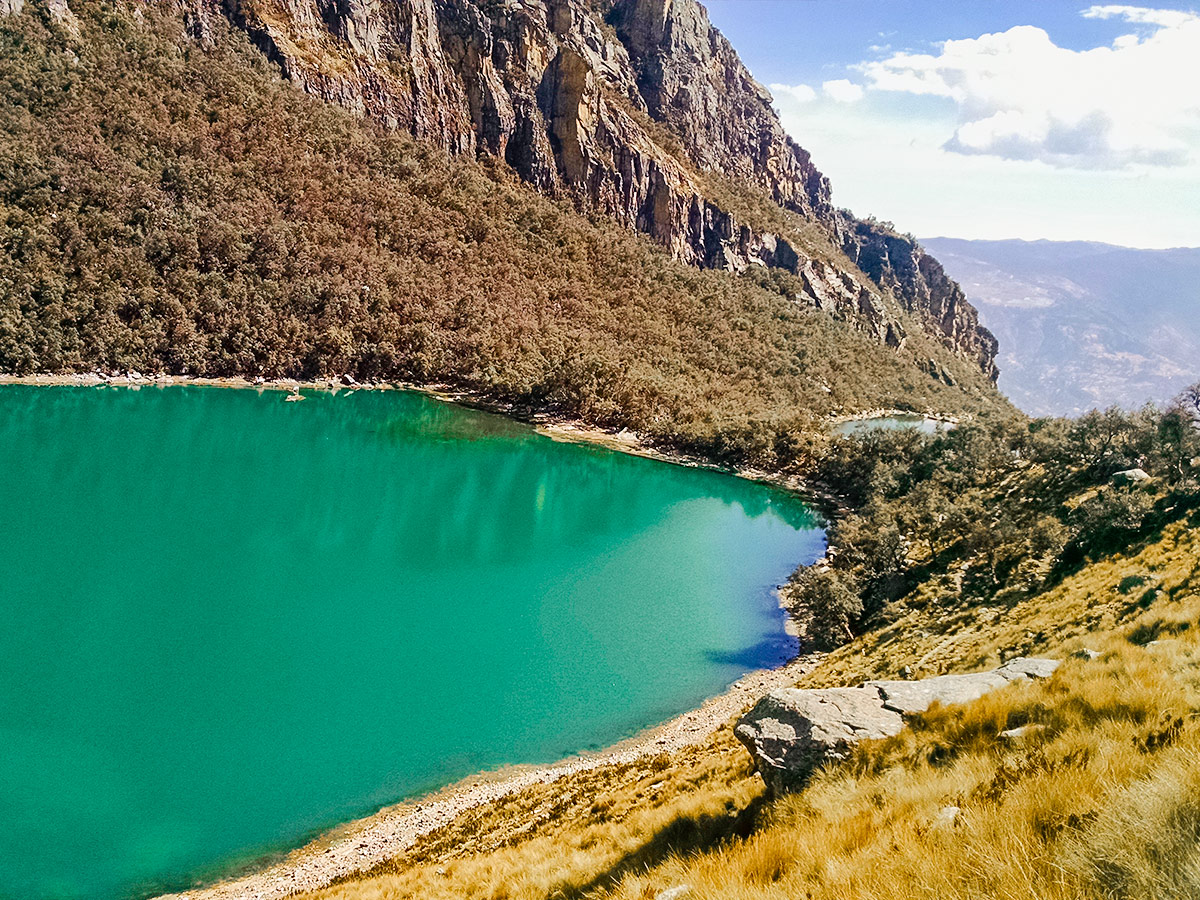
[924, 238, 1200, 417]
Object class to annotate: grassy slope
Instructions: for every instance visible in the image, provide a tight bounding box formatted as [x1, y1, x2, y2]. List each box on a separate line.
[0, 0, 1004, 468]
[301, 507, 1200, 900]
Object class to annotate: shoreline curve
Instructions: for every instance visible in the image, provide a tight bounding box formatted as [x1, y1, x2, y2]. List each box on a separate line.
[1, 372, 826, 899]
[158, 652, 821, 900]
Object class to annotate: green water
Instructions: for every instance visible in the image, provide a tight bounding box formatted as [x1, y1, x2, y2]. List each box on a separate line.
[0, 385, 824, 900]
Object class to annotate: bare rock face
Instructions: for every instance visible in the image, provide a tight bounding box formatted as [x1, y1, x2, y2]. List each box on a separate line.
[841, 219, 1000, 382]
[200, 0, 997, 378]
[4, 0, 77, 25]
[736, 658, 1060, 794]
[608, 0, 831, 222]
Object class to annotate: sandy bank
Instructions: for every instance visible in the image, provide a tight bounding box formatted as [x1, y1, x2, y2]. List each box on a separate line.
[158, 653, 820, 900]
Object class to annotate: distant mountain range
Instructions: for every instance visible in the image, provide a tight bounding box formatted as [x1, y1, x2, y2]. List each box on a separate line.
[922, 238, 1200, 417]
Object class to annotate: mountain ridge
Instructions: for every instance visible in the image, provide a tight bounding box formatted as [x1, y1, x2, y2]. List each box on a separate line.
[923, 237, 1200, 415]
[188, 0, 999, 380]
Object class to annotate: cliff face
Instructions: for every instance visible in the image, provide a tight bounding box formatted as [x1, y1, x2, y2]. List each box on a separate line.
[202, 0, 997, 380]
[841, 221, 1001, 383]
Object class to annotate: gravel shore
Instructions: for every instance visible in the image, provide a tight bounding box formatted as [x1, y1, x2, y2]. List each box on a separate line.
[158, 653, 820, 900]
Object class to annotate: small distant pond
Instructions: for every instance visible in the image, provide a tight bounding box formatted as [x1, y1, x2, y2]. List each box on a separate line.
[0, 385, 825, 900]
[833, 413, 954, 437]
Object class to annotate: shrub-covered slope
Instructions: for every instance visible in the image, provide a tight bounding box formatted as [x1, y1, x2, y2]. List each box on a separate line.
[0, 0, 1003, 464]
[207, 0, 1000, 383]
[297, 401, 1200, 900]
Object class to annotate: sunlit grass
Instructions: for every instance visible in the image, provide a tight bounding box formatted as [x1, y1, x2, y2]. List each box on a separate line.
[304, 519, 1200, 900]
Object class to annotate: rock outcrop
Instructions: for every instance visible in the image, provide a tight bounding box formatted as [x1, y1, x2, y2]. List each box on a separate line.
[841, 219, 1000, 382]
[608, 0, 831, 222]
[735, 658, 1059, 794]
[20, 0, 994, 377]
[211, 0, 832, 271]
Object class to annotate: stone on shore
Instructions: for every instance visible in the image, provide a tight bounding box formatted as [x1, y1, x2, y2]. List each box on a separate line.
[736, 658, 1060, 793]
[734, 688, 904, 794]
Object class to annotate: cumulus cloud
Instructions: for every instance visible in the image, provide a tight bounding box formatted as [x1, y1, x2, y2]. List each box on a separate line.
[1082, 5, 1198, 28]
[823, 79, 865, 103]
[860, 6, 1200, 169]
[769, 82, 817, 104]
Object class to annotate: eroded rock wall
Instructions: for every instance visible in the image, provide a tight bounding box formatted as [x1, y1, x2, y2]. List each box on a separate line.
[94, 0, 998, 377]
[841, 219, 1001, 382]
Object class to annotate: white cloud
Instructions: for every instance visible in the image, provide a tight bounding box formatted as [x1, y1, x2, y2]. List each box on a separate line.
[1082, 5, 1198, 28]
[860, 7, 1200, 169]
[822, 79, 865, 103]
[767, 92, 1200, 247]
[768, 82, 816, 104]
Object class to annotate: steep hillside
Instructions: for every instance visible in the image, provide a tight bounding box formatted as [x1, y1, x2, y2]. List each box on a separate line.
[191, 0, 999, 379]
[0, 0, 1005, 466]
[924, 238, 1200, 416]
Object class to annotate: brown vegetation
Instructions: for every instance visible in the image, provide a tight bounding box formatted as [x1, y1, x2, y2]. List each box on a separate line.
[0, 0, 1000, 467]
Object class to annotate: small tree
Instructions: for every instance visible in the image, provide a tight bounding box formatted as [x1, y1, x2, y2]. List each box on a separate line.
[789, 568, 863, 650]
[1176, 381, 1200, 425]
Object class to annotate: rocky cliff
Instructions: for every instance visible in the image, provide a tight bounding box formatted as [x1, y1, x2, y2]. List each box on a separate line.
[189, 0, 997, 378]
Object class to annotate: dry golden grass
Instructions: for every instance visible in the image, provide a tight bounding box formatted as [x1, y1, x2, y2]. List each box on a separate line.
[301, 519, 1200, 900]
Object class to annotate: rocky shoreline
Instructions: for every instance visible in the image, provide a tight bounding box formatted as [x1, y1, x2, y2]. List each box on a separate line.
[157, 653, 822, 900]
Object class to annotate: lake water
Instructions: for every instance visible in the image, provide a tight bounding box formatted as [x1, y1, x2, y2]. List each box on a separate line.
[0, 385, 824, 900]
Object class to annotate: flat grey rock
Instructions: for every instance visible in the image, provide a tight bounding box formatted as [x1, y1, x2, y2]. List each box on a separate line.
[735, 687, 903, 794]
[738, 658, 1060, 794]
[866, 671, 1010, 715]
[995, 657, 1060, 680]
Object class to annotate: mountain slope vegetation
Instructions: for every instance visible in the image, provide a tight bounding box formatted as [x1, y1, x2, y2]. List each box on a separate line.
[0, 0, 1003, 465]
[298, 399, 1200, 900]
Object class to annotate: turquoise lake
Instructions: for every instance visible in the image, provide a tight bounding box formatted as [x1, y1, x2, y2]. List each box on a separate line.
[0, 385, 824, 900]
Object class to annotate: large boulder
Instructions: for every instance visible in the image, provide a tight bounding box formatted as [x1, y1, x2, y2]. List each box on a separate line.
[733, 688, 904, 794]
[736, 658, 1060, 793]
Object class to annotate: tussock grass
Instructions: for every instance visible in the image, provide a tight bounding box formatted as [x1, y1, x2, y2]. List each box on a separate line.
[303, 521, 1200, 900]
[600, 643, 1200, 900]
[300, 518, 1200, 900]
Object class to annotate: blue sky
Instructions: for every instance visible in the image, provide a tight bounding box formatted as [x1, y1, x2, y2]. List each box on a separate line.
[703, 2, 1200, 247]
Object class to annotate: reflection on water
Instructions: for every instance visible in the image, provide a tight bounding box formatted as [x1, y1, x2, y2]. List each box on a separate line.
[0, 385, 824, 900]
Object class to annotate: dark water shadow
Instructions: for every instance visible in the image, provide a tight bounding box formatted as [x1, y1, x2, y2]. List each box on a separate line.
[706, 633, 800, 670]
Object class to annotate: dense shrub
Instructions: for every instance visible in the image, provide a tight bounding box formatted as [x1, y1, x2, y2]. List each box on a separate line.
[0, 0, 997, 467]
[792, 391, 1200, 648]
